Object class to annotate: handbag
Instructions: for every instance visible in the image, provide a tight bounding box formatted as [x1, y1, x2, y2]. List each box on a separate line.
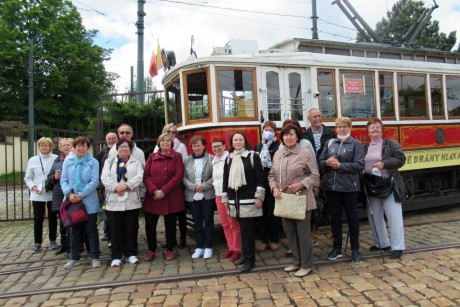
[363, 173, 393, 198]
[274, 186, 307, 220]
[60, 198, 89, 228]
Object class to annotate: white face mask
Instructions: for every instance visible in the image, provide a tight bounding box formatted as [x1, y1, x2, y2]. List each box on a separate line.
[262, 131, 275, 141]
[337, 133, 350, 141]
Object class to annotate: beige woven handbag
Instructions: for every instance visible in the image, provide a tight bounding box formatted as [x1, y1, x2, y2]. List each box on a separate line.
[274, 186, 306, 220]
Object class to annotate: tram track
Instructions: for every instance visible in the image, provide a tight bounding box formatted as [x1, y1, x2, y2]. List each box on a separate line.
[0, 243, 459, 299]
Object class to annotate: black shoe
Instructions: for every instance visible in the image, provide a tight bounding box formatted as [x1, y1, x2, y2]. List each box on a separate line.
[234, 258, 245, 265]
[285, 251, 292, 258]
[101, 234, 110, 241]
[369, 245, 391, 252]
[352, 250, 362, 264]
[55, 245, 67, 255]
[241, 262, 254, 273]
[390, 250, 402, 259]
[177, 240, 187, 249]
[327, 249, 342, 261]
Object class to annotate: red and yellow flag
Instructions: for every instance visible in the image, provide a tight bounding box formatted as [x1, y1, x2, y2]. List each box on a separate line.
[149, 51, 158, 78]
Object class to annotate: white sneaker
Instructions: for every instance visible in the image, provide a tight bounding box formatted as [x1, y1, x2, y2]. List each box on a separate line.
[192, 248, 204, 259]
[92, 259, 101, 268]
[128, 256, 139, 264]
[203, 248, 213, 259]
[111, 259, 122, 267]
[64, 260, 80, 269]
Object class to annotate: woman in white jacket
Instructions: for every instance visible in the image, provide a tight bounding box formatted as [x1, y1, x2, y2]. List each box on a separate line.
[101, 139, 144, 267]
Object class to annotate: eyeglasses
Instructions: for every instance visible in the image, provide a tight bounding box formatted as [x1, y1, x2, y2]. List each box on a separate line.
[212, 145, 223, 149]
[167, 130, 177, 134]
[118, 146, 130, 149]
[119, 131, 131, 135]
[336, 126, 349, 129]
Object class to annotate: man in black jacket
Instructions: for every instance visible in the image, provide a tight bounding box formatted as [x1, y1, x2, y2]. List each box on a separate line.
[304, 108, 337, 245]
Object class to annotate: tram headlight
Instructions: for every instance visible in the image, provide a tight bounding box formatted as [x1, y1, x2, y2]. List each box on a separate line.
[313, 91, 320, 98]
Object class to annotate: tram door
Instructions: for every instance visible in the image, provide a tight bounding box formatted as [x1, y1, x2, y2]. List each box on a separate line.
[260, 67, 307, 126]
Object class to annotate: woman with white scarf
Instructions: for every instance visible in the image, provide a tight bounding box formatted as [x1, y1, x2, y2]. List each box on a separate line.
[222, 132, 265, 273]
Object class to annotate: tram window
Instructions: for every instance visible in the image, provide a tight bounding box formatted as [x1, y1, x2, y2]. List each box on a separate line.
[430, 75, 444, 117]
[217, 68, 256, 120]
[446, 76, 460, 117]
[397, 74, 427, 118]
[339, 71, 375, 119]
[289, 72, 303, 121]
[379, 73, 395, 118]
[184, 70, 210, 122]
[266, 71, 281, 121]
[317, 70, 337, 119]
[165, 79, 182, 125]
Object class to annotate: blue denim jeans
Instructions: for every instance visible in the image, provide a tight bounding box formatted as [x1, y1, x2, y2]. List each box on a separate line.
[188, 199, 215, 249]
[69, 213, 100, 260]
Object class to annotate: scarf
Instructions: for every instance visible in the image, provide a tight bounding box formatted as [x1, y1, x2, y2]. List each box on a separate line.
[75, 154, 89, 193]
[260, 139, 273, 168]
[173, 138, 180, 151]
[60, 153, 66, 163]
[228, 149, 247, 191]
[116, 156, 129, 182]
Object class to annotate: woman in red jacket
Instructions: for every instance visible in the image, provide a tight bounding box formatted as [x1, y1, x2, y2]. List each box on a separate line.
[143, 133, 185, 261]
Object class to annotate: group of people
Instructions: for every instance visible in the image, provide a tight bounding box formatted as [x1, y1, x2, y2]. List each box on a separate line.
[25, 108, 406, 275]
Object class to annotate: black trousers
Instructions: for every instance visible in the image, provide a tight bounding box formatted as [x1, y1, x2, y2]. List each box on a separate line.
[238, 217, 257, 265]
[32, 201, 56, 244]
[107, 209, 139, 260]
[145, 212, 177, 251]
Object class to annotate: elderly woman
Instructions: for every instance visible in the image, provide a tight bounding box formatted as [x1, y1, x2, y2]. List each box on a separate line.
[143, 133, 185, 261]
[222, 132, 265, 273]
[184, 135, 215, 259]
[254, 121, 281, 252]
[319, 117, 364, 264]
[101, 139, 144, 267]
[154, 123, 188, 249]
[24, 137, 58, 253]
[46, 138, 73, 255]
[211, 136, 241, 261]
[364, 118, 406, 259]
[61, 136, 101, 269]
[268, 124, 319, 277]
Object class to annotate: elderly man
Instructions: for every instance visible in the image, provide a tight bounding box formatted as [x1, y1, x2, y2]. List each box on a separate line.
[96, 132, 118, 241]
[108, 124, 145, 165]
[304, 108, 337, 246]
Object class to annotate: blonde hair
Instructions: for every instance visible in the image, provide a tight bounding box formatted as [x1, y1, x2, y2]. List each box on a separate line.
[37, 137, 54, 148]
[162, 123, 176, 134]
[157, 133, 174, 146]
[335, 117, 352, 128]
[58, 138, 73, 151]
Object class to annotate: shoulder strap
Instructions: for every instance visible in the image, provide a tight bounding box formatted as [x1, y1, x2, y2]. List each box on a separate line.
[328, 138, 335, 148]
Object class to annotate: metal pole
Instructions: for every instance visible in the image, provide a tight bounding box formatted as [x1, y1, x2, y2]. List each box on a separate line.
[136, 0, 145, 105]
[311, 0, 319, 39]
[28, 38, 35, 158]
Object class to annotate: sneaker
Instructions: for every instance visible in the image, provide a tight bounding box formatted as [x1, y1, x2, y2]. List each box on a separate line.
[285, 250, 293, 258]
[144, 250, 155, 261]
[108, 240, 111, 247]
[204, 248, 213, 259]
[64, 260, 80, 269]
[220, 250, 233, 259]
[101, 234, 110, 241]
[92, 259, 101, 268]
[31, 243, 42, 254]
[352, 250, 362, 264]
[128, 256, 139, 264]
[390, 250, 402, 259]
[270, 242, 279, 251]
[294, 268, 312, 277]
[256, 242, 269, 252]
[111, 259, 122, 267]
[284, 265, 300, 272]
[369, 245, 391, 252]
[230, 252, 241, 261]
[50, 241, 58, 250]
[192, 248, 204, 259]
[327, 249, 342, 261]
[166, 250, 175, 261]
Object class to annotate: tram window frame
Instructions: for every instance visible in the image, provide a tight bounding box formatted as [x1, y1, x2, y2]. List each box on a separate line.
[430, 75, 444, 119]
[339, 70, 376, 119]
[397, 73, 428, 119]
[317, 69, 337, 121]
[215, 67, 258, 122]
[446, 75, 460, 118]
[378, 72, 396, 119]
[182, 68, 212, 125]
[165, 77, 183, 127]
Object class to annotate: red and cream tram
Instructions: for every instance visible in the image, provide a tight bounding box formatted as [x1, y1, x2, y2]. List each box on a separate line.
[162, 38, 460, 211]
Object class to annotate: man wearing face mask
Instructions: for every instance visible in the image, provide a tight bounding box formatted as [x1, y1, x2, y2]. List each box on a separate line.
[254, 121, 281, 252]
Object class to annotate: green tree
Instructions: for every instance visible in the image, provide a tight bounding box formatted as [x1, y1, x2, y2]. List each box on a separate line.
[0, 0, 117, 130]
[358, 0, 457, 51]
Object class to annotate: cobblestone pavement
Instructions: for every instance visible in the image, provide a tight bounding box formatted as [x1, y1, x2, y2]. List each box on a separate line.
[0, 205, 459, 306]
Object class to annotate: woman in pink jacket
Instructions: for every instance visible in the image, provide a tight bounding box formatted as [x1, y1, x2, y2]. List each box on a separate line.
[143, 133, 185, 261]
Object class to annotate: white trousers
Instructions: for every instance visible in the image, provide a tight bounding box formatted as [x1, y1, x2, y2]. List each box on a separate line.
[367, 193, 405, 250]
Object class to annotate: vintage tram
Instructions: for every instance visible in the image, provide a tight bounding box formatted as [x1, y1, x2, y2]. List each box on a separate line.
[161, 38, 460, 211]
